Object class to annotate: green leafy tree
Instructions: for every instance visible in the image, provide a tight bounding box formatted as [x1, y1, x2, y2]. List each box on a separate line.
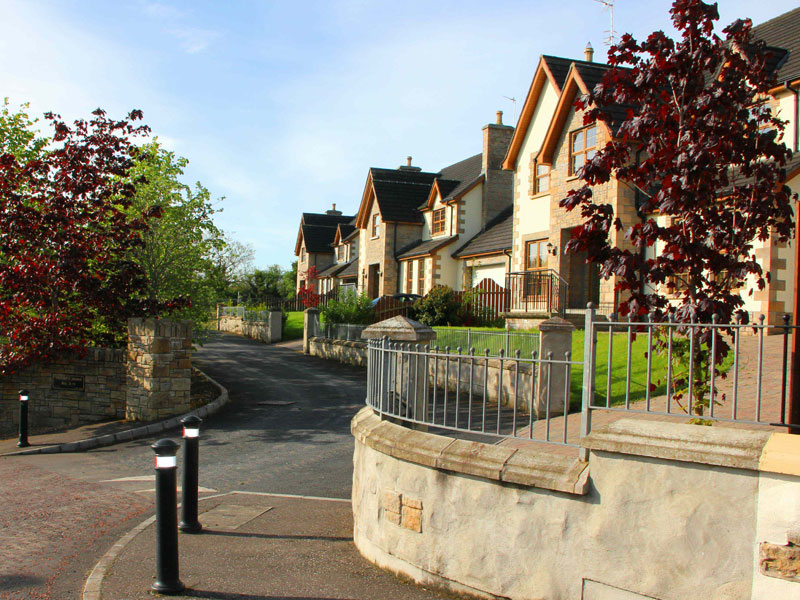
[281, 261, 298, 299]
[0, 98, 48, 163]
[125, 140, 224, 331]
[207, 235, 255, 302]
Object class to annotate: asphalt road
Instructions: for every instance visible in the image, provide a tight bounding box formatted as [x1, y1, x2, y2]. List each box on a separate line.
[1, 332, 368, 599]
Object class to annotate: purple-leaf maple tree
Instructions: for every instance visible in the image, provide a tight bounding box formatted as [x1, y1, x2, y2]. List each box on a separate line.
[561, 0, 797, 330]
[0, 109, 185, 375]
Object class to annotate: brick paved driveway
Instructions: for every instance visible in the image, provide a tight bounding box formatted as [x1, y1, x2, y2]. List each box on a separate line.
[0, 457, 150, 599]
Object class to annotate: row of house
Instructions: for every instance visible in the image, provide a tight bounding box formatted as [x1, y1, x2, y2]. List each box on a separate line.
[295, 7, 800, 328]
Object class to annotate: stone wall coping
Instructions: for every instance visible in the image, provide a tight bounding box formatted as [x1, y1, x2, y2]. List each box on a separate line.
[351, 407, 589, 495]
[582, 418, 773, 471]
[539, 316, 576, 332]
[309, 336, 367, 349]
[361, 316, 436, 342]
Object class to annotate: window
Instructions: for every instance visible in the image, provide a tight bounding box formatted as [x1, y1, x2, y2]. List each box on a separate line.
[335, 246, 341, 262]
[417, 258, 425, 293]
[432, 208, 446, 235]
[405, 261, 414, 293]
[525, 239, 548, 271]
[534, 162, 550, 194]
[300, 247, 306, 261]
[371, 214, 380, 238]
[570, 125, 597, 175]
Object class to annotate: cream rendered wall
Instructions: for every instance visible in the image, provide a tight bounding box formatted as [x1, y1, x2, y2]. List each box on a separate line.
[774, 178, 798, 315]
[775, 89, 797, 153]
[472, 262, 506, 287]
[512, 80, 560, 272]
[516, 80, 559, 200]
[435, 249, 460, 290]
[460, 184, 484, 240]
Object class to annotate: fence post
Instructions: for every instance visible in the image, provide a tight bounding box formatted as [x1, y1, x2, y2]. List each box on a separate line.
[579, 303, 596, 461]
[303, 307, 320, 355]
[268, 309, 282, 343]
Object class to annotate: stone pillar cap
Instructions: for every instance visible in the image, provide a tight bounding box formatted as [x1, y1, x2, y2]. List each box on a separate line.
[361, 316, 436, 342]
[305, 307, 320, 313]
[539, 316, 576, 332]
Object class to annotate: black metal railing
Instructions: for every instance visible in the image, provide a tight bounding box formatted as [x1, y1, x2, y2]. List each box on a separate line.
[505, 270, 568, 316]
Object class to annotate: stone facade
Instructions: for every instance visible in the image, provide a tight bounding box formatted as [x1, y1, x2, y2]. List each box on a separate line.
[481, 118, 514, 226]
[126, 318, 192, 421]
[0, 348, 126, 437]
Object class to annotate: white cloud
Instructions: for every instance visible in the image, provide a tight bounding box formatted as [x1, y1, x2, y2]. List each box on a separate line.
[142, 2, 186, 20]
[169, 26, 221, 54]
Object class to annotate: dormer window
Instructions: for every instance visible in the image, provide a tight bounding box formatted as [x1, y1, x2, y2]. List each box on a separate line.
[570, 125, 597, 176]
[432, 208, 446, 235]
[371, 214, 380, 238]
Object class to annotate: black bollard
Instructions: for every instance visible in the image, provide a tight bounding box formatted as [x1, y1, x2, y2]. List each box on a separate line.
[17, 390, 29, 448]
[151, 439, 185, 595]
[179, 415, 202, 533]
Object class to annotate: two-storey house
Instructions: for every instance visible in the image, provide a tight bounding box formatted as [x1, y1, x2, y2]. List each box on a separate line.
[294, 206, 354, 294]
[354, 113, 514, 298]
[504, 7, 800, 328]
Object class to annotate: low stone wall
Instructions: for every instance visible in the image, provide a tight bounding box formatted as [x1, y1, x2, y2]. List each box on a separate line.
[1, 318, 193, 437]
[0, 348, 126, 437]
[218, 313, 281, 344]
[352, 408, 800, 600]
[309, 337, 367, 367]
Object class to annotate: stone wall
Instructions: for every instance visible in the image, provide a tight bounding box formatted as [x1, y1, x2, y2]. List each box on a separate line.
[309, 337, 368, 367]
[0, 348, 126, 437]
[126, 318, 192, 421]
[353, 409, 800, 600]
[0, 318, 193, 436]
[218, 313, 281, 344]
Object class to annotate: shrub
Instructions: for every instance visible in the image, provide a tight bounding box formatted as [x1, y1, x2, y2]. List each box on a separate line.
[411, 286, 461, 326]
[320, 290, 373, 325]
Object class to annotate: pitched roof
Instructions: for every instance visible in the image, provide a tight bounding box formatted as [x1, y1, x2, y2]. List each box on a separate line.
[333, 223, 356, 246]
[299, 224, 338, 254]
[368, 168, 439, 224]
[452, 206, 513, 258]
[752, 7, 800, 84]
[396, 235, 459, 260]
[317, 261, 349, 278]
[301, 212, 354, 227]
[421, 154, 484, 210]
[338, 259, 359, 279]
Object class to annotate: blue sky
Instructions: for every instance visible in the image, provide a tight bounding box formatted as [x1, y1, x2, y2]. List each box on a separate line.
[2, 0, 797, 269]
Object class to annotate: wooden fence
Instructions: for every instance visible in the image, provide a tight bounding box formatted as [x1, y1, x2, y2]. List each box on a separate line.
[452, 278, 508, 321]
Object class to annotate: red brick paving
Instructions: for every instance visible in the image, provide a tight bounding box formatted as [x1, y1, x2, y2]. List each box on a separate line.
[0, 459, 150, 600]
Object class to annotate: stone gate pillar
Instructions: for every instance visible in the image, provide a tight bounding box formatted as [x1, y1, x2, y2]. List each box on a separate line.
[303, 308, 320, 354]
[126, 318, 192, 421]
[362, 316, 436, 427]
[536, 316, 575, 417]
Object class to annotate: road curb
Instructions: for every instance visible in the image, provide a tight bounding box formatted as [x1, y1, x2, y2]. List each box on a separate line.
[81, 491, 235, 600]
[2, 369, 229, 457]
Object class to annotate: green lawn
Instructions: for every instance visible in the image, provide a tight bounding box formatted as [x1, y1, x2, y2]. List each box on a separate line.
[283, 311, 304, 340]
[434, 326, 733, 410]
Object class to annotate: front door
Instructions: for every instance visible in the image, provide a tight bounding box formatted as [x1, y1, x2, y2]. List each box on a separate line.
[368, 264, 380, 299]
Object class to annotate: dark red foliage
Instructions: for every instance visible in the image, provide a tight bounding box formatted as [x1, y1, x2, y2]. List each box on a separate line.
[298, 266, 321, 308]
[0, 109, 186, 374]
[561, 0, 797, 335]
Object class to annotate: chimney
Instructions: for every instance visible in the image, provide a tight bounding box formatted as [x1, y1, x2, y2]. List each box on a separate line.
[584, 42, 594, 63]
[481, 111, 514, 226]
[398, 156, 422, 172]
[325, 203, 342, 216]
